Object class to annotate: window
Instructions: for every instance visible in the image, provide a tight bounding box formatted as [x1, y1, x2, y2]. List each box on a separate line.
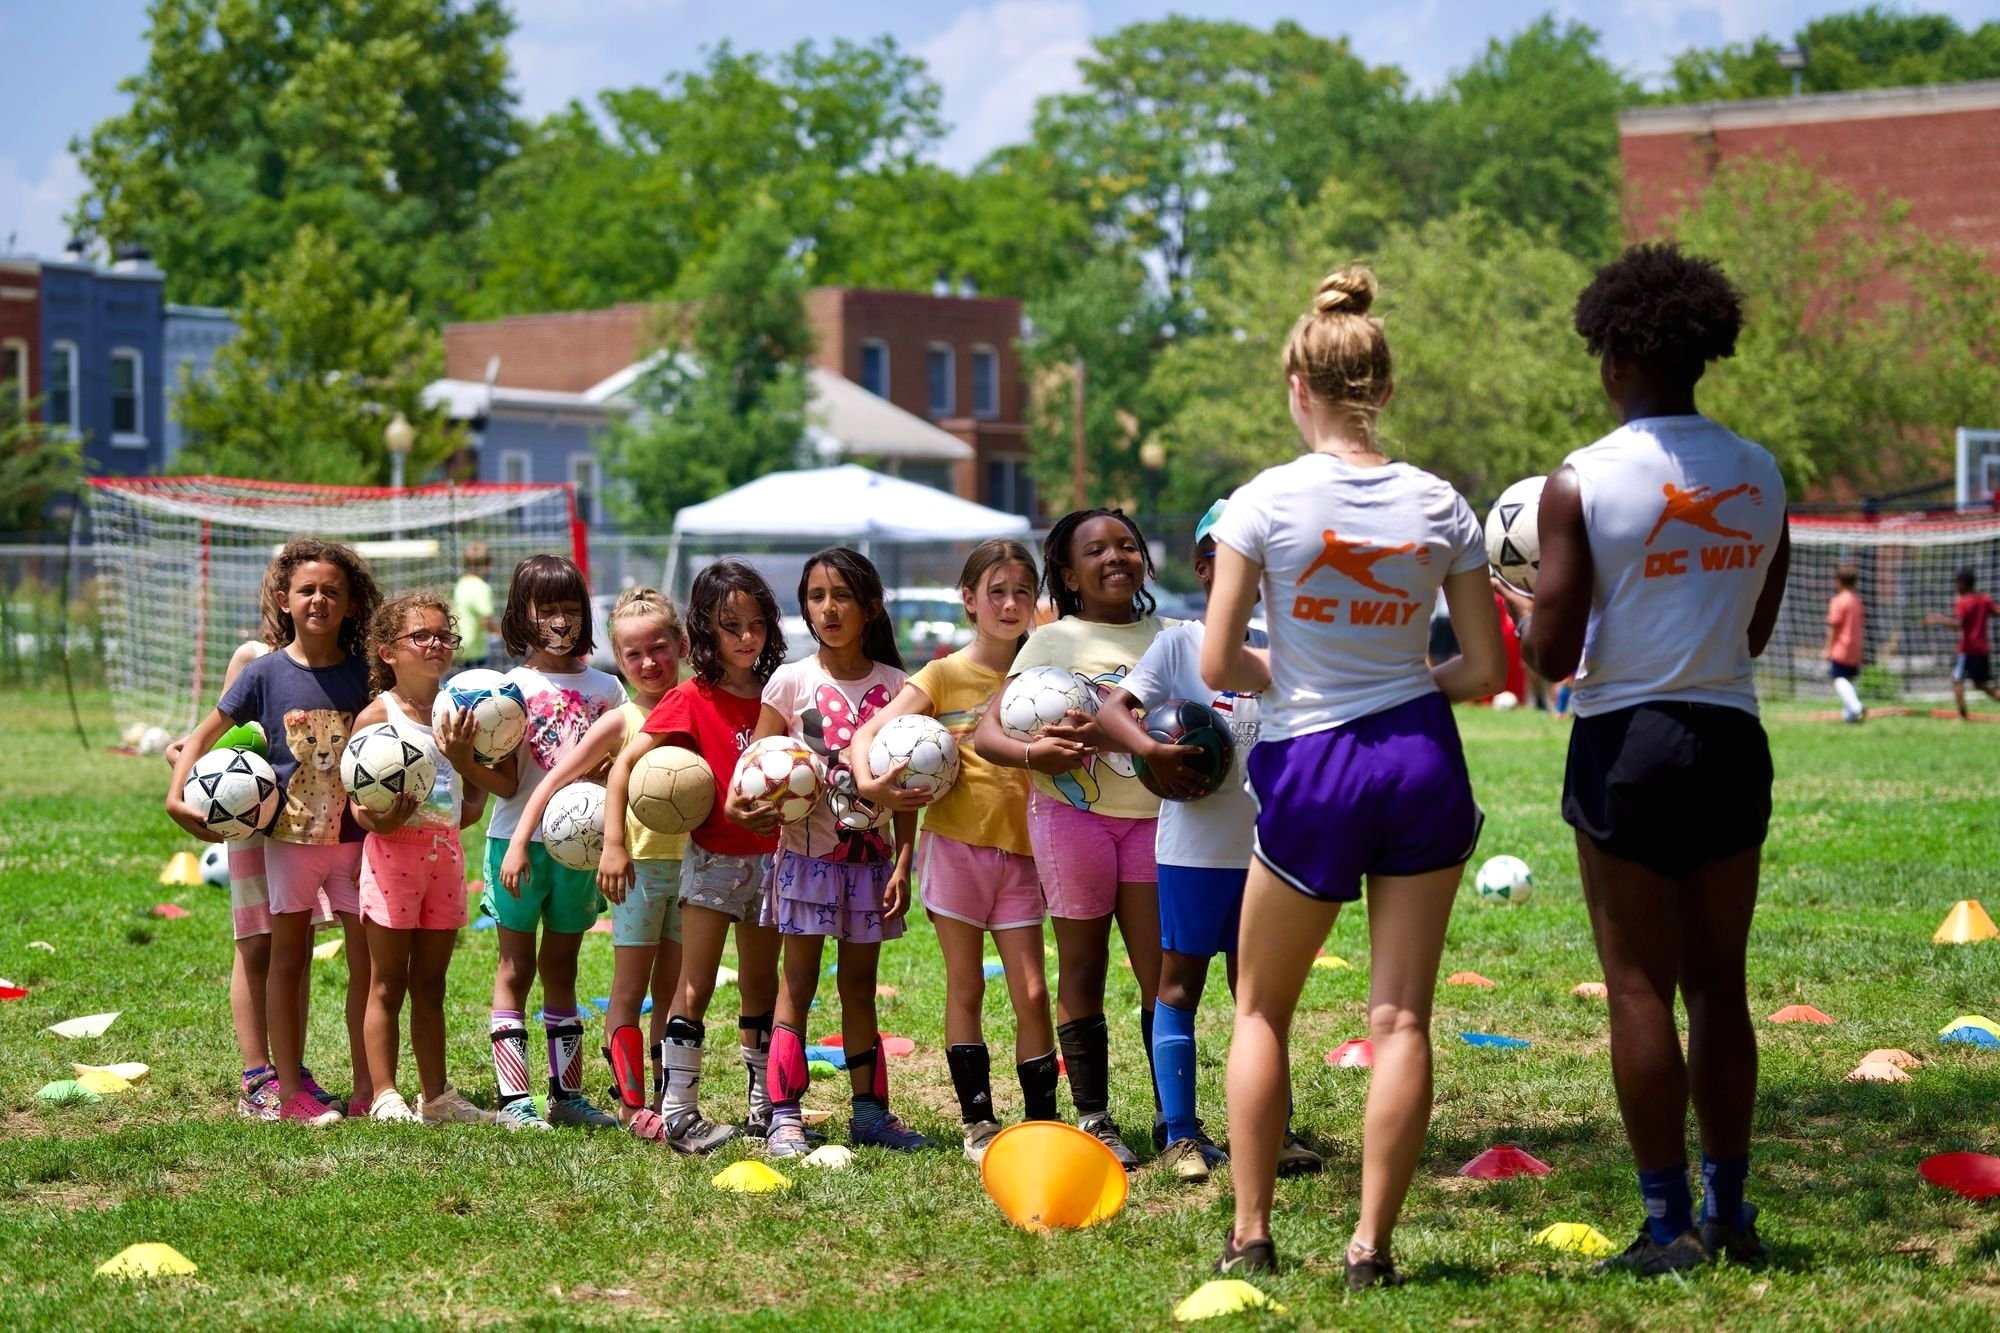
[110, 348, 144, 444]
[971, 346, 999, 419]
[499, 450, 530, 485]
[926, 342, 954, 417]
[49, 342, 77, 432]
[985, 456, 1037, 519]
[570, 453, 600, 525]
[859, 339, 889, 398]
[0, 338, 25, 414]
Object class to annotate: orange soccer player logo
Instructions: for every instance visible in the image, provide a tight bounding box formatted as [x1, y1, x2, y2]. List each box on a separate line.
[1296, 529, 1430, 599]
[1645, 482, 1763, 546]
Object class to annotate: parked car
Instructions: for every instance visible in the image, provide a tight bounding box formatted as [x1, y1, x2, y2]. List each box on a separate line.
[888, 586, 973, 662]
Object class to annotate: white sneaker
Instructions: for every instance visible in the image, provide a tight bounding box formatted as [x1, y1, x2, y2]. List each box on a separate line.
[369, 1089, 422, 1123]
[417, 1086, 497, 1125]
[962, 1119, 1003, 1165]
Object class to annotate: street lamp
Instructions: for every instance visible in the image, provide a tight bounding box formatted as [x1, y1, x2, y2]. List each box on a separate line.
[1776, 47, 1807, 97]
[384, 411, 416, 490]
[1138, 437, 1167, 547]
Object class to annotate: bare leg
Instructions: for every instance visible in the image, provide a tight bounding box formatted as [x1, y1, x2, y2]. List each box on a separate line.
[406, 929, 456, 1102]
[992, 923, 1053, 1061]
[734, 920, 782, 1019]
[538, 930, 584, 1014]
[492, 925, 538, 1013]
[1114, 881, 1163, 1010]
[267, 911, 315, 1104]
[930, 913, 989, 1048]
[673, 904, 732, 1024]
[232, 934, 272, 1068]
[1049, 914, 1112, 1025]
[836, 941, 883, 1097]
[340, 911, 373, 1105]
[650, 935, 681, 1046]
[363, 920, 413, 1101]
[775, 933, 824, 1035]
[1678, 848, 1760, 1160]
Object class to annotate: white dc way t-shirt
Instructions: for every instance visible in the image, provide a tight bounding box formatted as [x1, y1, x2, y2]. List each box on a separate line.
[1212, 452, 1486, 740]
[1119, 620, 1263, 870]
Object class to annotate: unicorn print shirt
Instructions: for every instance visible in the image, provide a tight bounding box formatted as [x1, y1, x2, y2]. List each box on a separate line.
[486, 662, 627, 841]
[1011, 615, 1171, 819]
[762, 656, 907, 864]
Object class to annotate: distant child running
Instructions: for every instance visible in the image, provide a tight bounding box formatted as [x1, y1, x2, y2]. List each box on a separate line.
[727, 547, 930, 1157]
[1824, 566, 1865, 723]
[850, 539, 1057, 1163]
[1926, 569, 2000, 720]
[166, 537, 384, 1125]
[480, 554, 627, 1131]
[350, 591, 493, 1124]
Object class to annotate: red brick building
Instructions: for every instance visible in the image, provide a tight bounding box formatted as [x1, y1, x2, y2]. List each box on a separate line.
[0, 260, 41, 414]
[1619, 80, 2000, 262]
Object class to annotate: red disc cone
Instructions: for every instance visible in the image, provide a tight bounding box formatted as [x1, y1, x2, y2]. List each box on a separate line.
[1460, 1145, 1551, 1179]
[1919, 1152, 2000, 1200]
[1768, 1004, 1834, 1025]
[1325, 1038, 1373, 1068]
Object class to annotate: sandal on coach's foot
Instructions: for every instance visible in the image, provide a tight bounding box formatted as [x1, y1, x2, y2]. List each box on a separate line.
[1215, 1228, 1277, 1275]
[1345, 1243, 1405, 1291]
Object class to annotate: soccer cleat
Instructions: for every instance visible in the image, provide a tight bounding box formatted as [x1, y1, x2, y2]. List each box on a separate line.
[1079, 1112, 1140, 1170]
[766, 1119, 812, 1158]
[1158, 1137, 1211, 1182]
[851, 1110, 931, 1152]
[417, 1087, 496, 1125]
[237, 1071, 281, 1121]
[1214, 1229, 1276, 1275]
[664, 1108, 740, 1156]
[1700, 1202, 1768, 1266]
[1597, 1228, 1710, 1276]
[1345, 1243, 1405, 1291]
[548, 1091, 620, 1130]
[962, 1119, 1003, 1165]
[369, 1089, 422, 1123]
[1191, 1124, 1229, 1170]
[497, 1099, 554, 1132]
[278, 1090, 341, 1126]
[1276, 1132, 1324, 1177]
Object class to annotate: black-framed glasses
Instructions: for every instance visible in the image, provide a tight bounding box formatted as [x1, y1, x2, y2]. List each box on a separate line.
[398, 629, 463, 649]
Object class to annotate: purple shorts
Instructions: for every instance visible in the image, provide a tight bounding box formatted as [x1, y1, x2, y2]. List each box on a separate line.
[760, 850, 907, 944]
[1246, 691, 1481, 903]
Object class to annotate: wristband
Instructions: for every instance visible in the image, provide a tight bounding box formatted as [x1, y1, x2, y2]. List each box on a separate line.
[1023, 738, 1033, 767]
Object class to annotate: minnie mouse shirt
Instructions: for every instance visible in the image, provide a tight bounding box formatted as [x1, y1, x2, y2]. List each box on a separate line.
[762, 656, 906, 864]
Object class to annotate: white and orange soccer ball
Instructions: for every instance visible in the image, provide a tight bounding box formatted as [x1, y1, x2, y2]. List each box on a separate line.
[629, 745, 715, 836]
[732, 736, 827, 825]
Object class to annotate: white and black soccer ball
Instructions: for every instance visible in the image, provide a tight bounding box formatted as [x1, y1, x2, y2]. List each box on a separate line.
[434, 668, 528, 765]
[732, 736, 826, 825]
[182, 748, 280, 841]
[629, 745, 714, 836]
[199, 843, 230, 888]
[868, 714, 961, 801]
[340, 722, 440, 815]
[1473, 854, 1534, 906]
[997, 666, 1099, 743]
[541, 781, 608, 871]
[1486, 475, 1545, 595]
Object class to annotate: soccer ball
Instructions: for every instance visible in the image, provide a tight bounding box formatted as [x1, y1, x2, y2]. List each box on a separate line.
[732, 736, 826, 825]
[199, 843, 230, 887]
[1485, 475, 1546, 595]
[139, 725, 171, 756]
[541, 781, 608, 871]
[1473, 854, 1534, 906]
[1133, 699, 1236, 802]
[1492, 690, 1520, 711]
[629, 745, 714, 836]
[867, 714, 961, 801]
[434, 668, 528, 764]
[340, 722, 440, 814]
[182, 747, 280, 840]
[997, 666, 1098, 742]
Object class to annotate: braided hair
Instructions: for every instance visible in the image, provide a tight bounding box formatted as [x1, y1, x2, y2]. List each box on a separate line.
[1041, 507, 1157, 622]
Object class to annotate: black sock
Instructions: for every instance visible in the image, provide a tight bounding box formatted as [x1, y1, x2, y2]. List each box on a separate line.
[946, 1043, 996, 1124]
[1017, 1050, 1060, 1121]
[1139, 1002, 1162, 1117]
[1057, 1014, 1109, 1117]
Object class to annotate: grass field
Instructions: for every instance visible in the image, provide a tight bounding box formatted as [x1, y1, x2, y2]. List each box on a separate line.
[3, 688, 1998, 1329]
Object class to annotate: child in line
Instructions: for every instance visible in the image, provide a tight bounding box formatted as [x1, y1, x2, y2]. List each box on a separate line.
[1926, 569, 2000, 720]
[167, 537, 383, 1124]
[973, 508, 1170, 1168]
[479, 554, 627, 1131]
[850, 539, 1057, 1164]
[1824, 566, 1865, 723]
[727, 547, 929, 1157]
[603, 560, 786, 1148]
[507, 587, 698, 1144]
[350, 591, 493, 1124]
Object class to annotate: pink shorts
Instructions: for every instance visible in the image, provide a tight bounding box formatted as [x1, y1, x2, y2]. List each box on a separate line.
[1027, 791, 1158, 920]
[919, 831, 1044, 932]
[228, 836, 335, 939]
[359, 826, 467, 931]
[265, 840, 362, 918]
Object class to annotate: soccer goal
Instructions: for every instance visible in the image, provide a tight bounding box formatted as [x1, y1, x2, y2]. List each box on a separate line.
[81, 476, 581, 738]
[1758, 510, 2000, 702]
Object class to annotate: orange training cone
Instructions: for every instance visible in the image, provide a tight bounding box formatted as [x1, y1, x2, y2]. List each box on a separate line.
[980, 1121, 1128, 1232]
[1933, 900, 1999, 945]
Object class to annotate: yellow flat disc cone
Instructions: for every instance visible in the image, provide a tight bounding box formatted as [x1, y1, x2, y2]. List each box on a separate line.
[76, 1069, 133, 1095]
[1533, 1222, 1615, 1257]
[1934, 900, 1999, 944]
[1173, 1279, 1285, 1321]
[1939, 1015, 2000, 1038]
[980, 1121, 1128, 1232]
[96, 1243, 198, 1278]
[311, 938, 343, 961]
[74, 1062, 151, 1083]
[158, 852, 203, 886]
[1311, 955, 1351, 971]
[711, 1161, 791, 1194]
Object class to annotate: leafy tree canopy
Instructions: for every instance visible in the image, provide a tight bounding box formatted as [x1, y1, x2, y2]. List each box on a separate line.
[1665, 6, 2000, 101]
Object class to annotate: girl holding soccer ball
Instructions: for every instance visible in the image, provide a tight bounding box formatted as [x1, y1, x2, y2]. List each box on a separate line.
[849, 539, 1059, 1163]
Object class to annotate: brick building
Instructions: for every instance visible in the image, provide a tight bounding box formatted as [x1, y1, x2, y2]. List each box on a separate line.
[0, 261, 42, 415]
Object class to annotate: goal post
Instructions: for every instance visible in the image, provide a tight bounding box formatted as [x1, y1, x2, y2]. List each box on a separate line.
[82, 476, 581, 738]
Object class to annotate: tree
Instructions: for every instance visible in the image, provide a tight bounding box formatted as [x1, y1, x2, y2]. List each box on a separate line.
[171, 227, 451, 485]
[1665, 7, 2000, 101]
[604, 207, 814, 527]
[0, 398, 83, 534]
[72, 0, 516, 313]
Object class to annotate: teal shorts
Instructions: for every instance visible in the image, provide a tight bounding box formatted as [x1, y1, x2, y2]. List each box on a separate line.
[615, 859, 683, 947]
[481, 837, 605, 935]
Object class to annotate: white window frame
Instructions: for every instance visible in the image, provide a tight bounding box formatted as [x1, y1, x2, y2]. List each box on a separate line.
[926, 341, 955, 417]
[499, 449, 531, 486]
[110, 347, 145, 447]
[569, 451, 601, 524]
[971, 344, 1000, 420]
[49, 340, 79, 433]
[860, 338, 890, 398]
[0, 337, 27, 415]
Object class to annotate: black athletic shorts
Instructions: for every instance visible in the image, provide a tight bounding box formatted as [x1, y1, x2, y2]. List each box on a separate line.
[1561, 700, 1772, 879]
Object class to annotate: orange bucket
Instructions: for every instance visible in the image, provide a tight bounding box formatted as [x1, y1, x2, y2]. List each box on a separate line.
[979, 1121, 1129, 1232]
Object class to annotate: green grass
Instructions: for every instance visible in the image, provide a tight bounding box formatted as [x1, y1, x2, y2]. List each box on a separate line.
[2, 688, 1999, 1329]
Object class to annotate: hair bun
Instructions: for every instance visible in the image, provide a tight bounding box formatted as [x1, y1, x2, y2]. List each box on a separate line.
[1312, 266, 1376, 316]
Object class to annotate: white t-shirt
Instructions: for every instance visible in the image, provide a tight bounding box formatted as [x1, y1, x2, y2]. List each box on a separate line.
[380, 694, 461, 833]
[1564, 415, 1787, 718]
[487, 662, 627, 840]
[762, 656, 907, 862]
[1212, 452, 1486, 740]
[1120, 621, 1262, 870]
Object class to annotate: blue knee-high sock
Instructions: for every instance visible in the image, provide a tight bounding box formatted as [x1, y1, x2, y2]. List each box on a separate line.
[1152, 1000, 1198, 1144]
[1639, 1164, 1694, 1244]
[1700, 1153, 1750, 1228]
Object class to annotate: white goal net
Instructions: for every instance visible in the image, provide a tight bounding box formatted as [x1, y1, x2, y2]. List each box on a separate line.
[1758, 511, 2000, 702]
[84, 476, 581, 737]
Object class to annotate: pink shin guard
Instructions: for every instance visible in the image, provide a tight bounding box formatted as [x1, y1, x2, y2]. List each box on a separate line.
[769, 1023, 811, 1106]
[606, 1024, 647, 1110]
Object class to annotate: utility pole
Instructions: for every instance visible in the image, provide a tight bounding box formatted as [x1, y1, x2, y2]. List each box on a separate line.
[1071, 356, 1087, 509]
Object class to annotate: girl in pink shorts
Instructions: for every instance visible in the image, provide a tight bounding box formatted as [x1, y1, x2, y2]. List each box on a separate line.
[350, 590, 493, 1125]
[852, 539, 1057, 1164]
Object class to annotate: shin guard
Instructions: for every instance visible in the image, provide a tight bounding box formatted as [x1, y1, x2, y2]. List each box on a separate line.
[768, 1022, 810, 1108]
[1057, 1013, 1109, 1116]
[1017, 1049, 1060, 1121]
[605, 1024, 647, 1110]
[847, 1037, 889, 1105]
[544, 1009, 586, 1096]
[489, 1012, 532, 1106]
[946, 1043, 995, 1124]
[739, 1010, 774, 1119]
[650, 1041, 668, 1114]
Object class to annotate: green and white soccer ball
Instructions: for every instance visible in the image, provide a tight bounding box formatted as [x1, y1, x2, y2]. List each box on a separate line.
[540, 781, 608, 871]
[1473, 854, 1533, 906]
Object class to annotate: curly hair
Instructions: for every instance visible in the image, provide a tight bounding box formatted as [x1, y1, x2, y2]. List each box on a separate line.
[500, 553, 594, 660]
[687, 558, 786, 685]
[1573, 243, 1742, 379]
[798, 547, 903, 673]
[365, 589, 454, 695]
[1041, 507, 1157, 622]
[260, 536, 380, 659]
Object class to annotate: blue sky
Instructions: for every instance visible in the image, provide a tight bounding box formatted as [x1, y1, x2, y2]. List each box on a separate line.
[3, 0, 1993, 258]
